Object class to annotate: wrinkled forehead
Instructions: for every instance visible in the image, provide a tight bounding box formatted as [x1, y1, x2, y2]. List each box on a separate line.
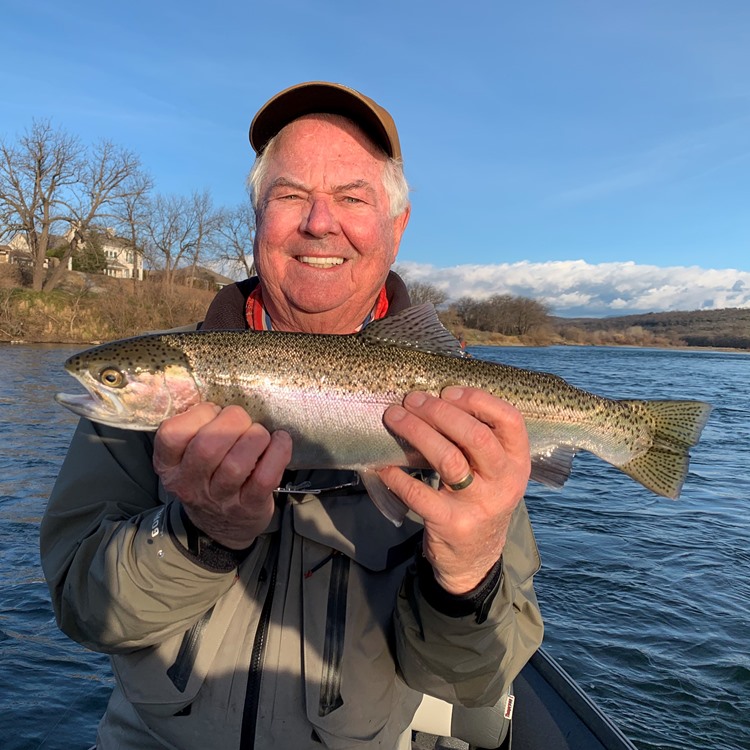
[256, 114, 389, 202]
[276, 113, 389, 161]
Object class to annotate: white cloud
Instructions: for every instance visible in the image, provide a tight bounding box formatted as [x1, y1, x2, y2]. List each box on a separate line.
[394, 259, 750, 317]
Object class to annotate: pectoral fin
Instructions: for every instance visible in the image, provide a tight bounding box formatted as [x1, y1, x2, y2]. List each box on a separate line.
[530, 445, 577, 489]
[359, 468, 408, 527]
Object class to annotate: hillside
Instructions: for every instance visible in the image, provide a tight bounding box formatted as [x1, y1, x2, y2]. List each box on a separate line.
[554, 308, 750, 349]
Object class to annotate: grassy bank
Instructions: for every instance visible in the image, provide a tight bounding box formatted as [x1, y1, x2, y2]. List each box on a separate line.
[0, 270, 216, 344]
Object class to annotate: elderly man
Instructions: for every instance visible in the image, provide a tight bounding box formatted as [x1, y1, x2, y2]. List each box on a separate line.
[41, 82, 543, 750]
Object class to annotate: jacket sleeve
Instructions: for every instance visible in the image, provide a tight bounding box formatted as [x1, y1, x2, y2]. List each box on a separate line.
[40, 418, 240, 653]
[394, 500, 544, 707]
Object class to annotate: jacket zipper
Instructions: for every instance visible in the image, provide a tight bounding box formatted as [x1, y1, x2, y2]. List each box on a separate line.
[318, 552, 350, 716]
[240, 538, 279, 750]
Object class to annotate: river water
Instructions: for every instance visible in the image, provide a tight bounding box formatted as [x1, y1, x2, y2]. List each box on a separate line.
[0, 343, 748, 750]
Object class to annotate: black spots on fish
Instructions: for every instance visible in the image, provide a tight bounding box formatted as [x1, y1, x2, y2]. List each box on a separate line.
[623, 400, 712, 449]
[66, 333, 196, 379]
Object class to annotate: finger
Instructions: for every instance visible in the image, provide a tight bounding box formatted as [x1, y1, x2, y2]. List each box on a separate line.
[396, 388, 529, 482]
[441, 387, 530, 467]
[240, 430, 293, 500]
[207, 421, 274, 498]
[377, 464, 451, 524]
[386, 388, 525, 483]
[383, 400, 474, 486]
[154, 402, 222, 472]
[407, 390, 510, 480]
[438, 388, 531, 504]
[181, 405, 255, 476]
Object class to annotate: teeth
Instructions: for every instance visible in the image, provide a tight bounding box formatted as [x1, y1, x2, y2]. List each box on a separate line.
[298, 256, 345, 268]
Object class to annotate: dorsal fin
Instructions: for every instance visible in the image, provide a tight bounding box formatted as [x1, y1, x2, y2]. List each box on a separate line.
[357, 304, 468, 358]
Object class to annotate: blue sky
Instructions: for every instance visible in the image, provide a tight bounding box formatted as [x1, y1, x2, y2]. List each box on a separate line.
[3, 0, 749, 316]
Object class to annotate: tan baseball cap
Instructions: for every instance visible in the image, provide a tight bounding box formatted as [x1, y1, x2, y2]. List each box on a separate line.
[249, 81, 401, 160]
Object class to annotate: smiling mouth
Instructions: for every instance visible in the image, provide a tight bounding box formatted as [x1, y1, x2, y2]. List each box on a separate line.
[297, 256, 345, 269]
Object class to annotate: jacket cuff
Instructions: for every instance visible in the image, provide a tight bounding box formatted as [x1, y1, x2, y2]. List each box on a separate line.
[167, 502, 255, 573]
[415, 546, 503, 625]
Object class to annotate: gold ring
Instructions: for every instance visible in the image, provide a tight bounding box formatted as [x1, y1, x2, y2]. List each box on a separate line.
[446, 472, 474, 491]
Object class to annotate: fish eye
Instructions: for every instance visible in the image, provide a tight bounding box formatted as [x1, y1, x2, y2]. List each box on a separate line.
[99, 367, 125, 388]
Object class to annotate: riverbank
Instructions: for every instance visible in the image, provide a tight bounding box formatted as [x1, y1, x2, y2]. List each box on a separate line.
[0, 271, 216, 344]
[2, 270, 747, 351]
[1, 270, 537, 345]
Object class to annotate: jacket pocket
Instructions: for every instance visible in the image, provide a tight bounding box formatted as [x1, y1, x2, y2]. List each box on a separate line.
[111, 630, 213, 717]
[297, 530, 423, 748]
[165, 607, 214, 692]
[110, 540, 269, 717]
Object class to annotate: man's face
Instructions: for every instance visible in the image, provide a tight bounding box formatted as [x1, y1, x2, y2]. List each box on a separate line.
[253, 115, 410, 333]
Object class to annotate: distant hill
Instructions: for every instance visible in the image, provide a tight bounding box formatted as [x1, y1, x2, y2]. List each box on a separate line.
[553, 308, 750, 350]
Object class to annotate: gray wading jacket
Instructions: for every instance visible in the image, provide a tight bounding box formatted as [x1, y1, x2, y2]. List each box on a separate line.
[40, 275, 544, 749]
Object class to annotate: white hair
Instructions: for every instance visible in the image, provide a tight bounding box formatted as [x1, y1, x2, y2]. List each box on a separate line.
[247, 115, 410, 220]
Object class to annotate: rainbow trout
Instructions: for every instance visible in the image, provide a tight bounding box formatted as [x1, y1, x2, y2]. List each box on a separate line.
[56, 305, 711, 521]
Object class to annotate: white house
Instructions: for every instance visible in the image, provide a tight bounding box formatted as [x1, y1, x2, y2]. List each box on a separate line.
[3, 227, 142, 280]
[3, 233, 73, 270]
[100, 228, 143, 280]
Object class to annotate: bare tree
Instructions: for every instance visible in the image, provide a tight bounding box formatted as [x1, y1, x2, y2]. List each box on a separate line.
[391, 265, 448, 307]
[454, 295, 495, 330]
[183, 191, 220, 287]
[404, 280, 448, 307]
[0, 119, 148, 292]
[113, 171, 154, 289]
[43, 140, 146, 291]
[453, 294, 550, 335]
[0, 121, 81, 291]
[143, 190, 220, 286]
[483, 294, 517, 333]
[212, 199, 256, 279]
[506, 296, 550, 336]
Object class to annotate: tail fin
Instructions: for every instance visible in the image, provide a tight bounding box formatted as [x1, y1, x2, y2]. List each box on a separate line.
[618, 400, 712, 498]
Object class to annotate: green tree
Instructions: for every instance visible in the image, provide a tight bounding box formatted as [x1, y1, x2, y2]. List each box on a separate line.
[72, 232, 108, 274]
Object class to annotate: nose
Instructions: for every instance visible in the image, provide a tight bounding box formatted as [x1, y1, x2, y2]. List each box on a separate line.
[301, 197, 339, 238]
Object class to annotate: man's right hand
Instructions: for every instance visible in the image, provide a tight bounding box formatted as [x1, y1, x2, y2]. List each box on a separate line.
[152, 403, 292, 549]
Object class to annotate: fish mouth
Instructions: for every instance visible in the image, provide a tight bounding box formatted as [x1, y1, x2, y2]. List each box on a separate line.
[55, 390, 153, 430]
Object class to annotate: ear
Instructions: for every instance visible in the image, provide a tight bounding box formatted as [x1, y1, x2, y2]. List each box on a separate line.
[390, 205, 411, 262]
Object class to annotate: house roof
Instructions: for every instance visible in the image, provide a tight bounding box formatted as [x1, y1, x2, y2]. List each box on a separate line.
[9, 231, 67, 248]
[101, 235, 135, 249]
[172, 266, 235, 285]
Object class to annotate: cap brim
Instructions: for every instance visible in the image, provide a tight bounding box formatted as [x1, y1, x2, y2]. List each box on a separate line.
[249, 82, 400, 160]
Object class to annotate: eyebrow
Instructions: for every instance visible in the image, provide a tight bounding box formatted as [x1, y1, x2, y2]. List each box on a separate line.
[266, 177, 377, 196]
[266, 177, 309, 192]
[334, 180, 375, 195]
